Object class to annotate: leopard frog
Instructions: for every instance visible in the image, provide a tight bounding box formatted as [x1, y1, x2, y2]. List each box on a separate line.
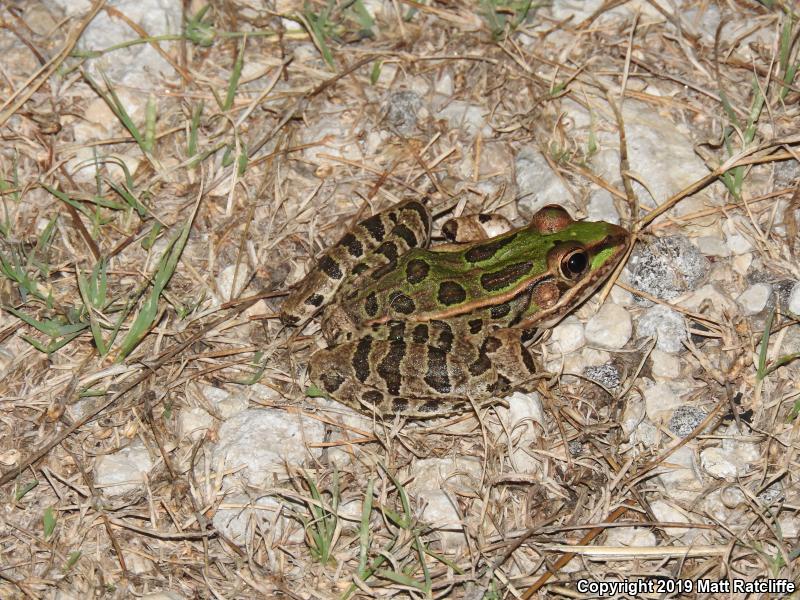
[281, 199, 629, 417]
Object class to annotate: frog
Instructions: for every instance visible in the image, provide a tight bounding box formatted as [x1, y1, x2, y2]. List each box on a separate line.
[281, 198, 630, 418]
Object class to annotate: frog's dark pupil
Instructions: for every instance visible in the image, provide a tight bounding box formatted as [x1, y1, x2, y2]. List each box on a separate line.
[566, 251, 587, 276]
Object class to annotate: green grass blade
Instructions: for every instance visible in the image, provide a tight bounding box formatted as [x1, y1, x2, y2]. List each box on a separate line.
[87, 69, 144, 149]
[15, 480, 38, 501]
[223, 37, 246, 111]
[43, 507, 57, 538]
[41, 183, 92, 218]
[115, 220, 192, 362]
[64, 551, 81, 571]
[375, 569, 428, 591]
[763, 352, 800, 378]
[756, 307, 774, 381]
[298, 11, 335, 68]
[5, 307, 85, 338]
[357, 478, 374, 578]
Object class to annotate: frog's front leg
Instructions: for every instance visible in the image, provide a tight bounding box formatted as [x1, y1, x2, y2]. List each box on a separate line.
[281, 199, 431, 327]
[308, 329, 538, 418]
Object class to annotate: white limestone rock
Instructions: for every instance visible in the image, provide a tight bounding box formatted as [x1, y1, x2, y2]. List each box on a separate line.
[214, 409, 325, 487]
[515, 148, 575, 218]
[736, 283, 771, 315]
[585, 303, 632, 349]
[95, 441, 153, 497]
[636, 305, 687, 353]
[549, 316, 585, 353]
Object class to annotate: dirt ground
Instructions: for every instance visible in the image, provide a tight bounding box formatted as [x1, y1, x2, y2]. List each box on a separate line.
[1, 0, 799, 598]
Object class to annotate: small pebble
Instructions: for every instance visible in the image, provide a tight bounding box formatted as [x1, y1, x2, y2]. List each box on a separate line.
[583, 363, 621, 391]
[789, 281, 800, 316]
[668, 405, 707, 437]
[585, 303, 632, 348]
[636, 305, 687, 353]
[628, 236, 709, 303]
[549, 316, 585, 353]
[736, 283, 771, 315]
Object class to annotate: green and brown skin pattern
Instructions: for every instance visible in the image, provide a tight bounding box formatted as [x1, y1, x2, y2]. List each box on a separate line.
[280, 199, 432, 327]
[281, 201, 630, 418]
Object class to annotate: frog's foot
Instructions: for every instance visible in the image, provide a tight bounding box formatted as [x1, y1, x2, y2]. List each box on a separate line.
[441, 213, 513, 243]
[319, 303, 362, 344]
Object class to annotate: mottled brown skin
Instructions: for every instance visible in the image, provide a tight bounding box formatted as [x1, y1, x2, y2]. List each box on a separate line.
[280, 199, 431, 327]
[283, 200, 630, 418]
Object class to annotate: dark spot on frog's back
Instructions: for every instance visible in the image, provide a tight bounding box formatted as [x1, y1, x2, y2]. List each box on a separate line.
[469, 342, 492, 376]
[405, 258, 430, 284]
[319, 369, 345, 393]
[522, 346, 537, 373]
[419, 400, 441, 413]
[490, 302, 511, 319]
[491, 374, 512, 394]
[441, 220, 458, 241]
[424, 346, 451, 394]
[405, 200, 430, 231]
[483, 336, 503, 353]
[352, 337, 373, 382]
[377, 340, 406, 396]
[480, 261, 534, 292]
[337, 232, 364, 257]
[392, 398, 409, 413]
[376, 241, 398, 262]
[392, 223, 418, 248]
[361, 214, 385, 242]
[388, 291, 416, 314]
[318, 255, 343, 280]
[431, 320, 454, 351]
[364, 291, 379, 317]
[464, 233, 517, 263]
[437, 281, 467, 306]
[412, 323, 429, 343]
[305, 293, 324, 307]
[362, 390, 384, 407]
[468, 318, 483, 334]
[388, 321, 406, 340]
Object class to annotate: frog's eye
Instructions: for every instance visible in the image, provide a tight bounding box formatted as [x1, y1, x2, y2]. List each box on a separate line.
[560, 248, 589, 279]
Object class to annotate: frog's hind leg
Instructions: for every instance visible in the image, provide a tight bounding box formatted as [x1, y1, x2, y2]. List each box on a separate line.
[307, 330, 539, 418]
[281, 199, 431, 326]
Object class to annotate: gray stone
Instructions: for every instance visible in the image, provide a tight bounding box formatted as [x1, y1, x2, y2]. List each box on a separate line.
[583, 363, 621, 391]
[668, 405, 708, 437]
[383, 90, 423, 134]
[628, 236, 709, 303]
[636, 305, 687, 353]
